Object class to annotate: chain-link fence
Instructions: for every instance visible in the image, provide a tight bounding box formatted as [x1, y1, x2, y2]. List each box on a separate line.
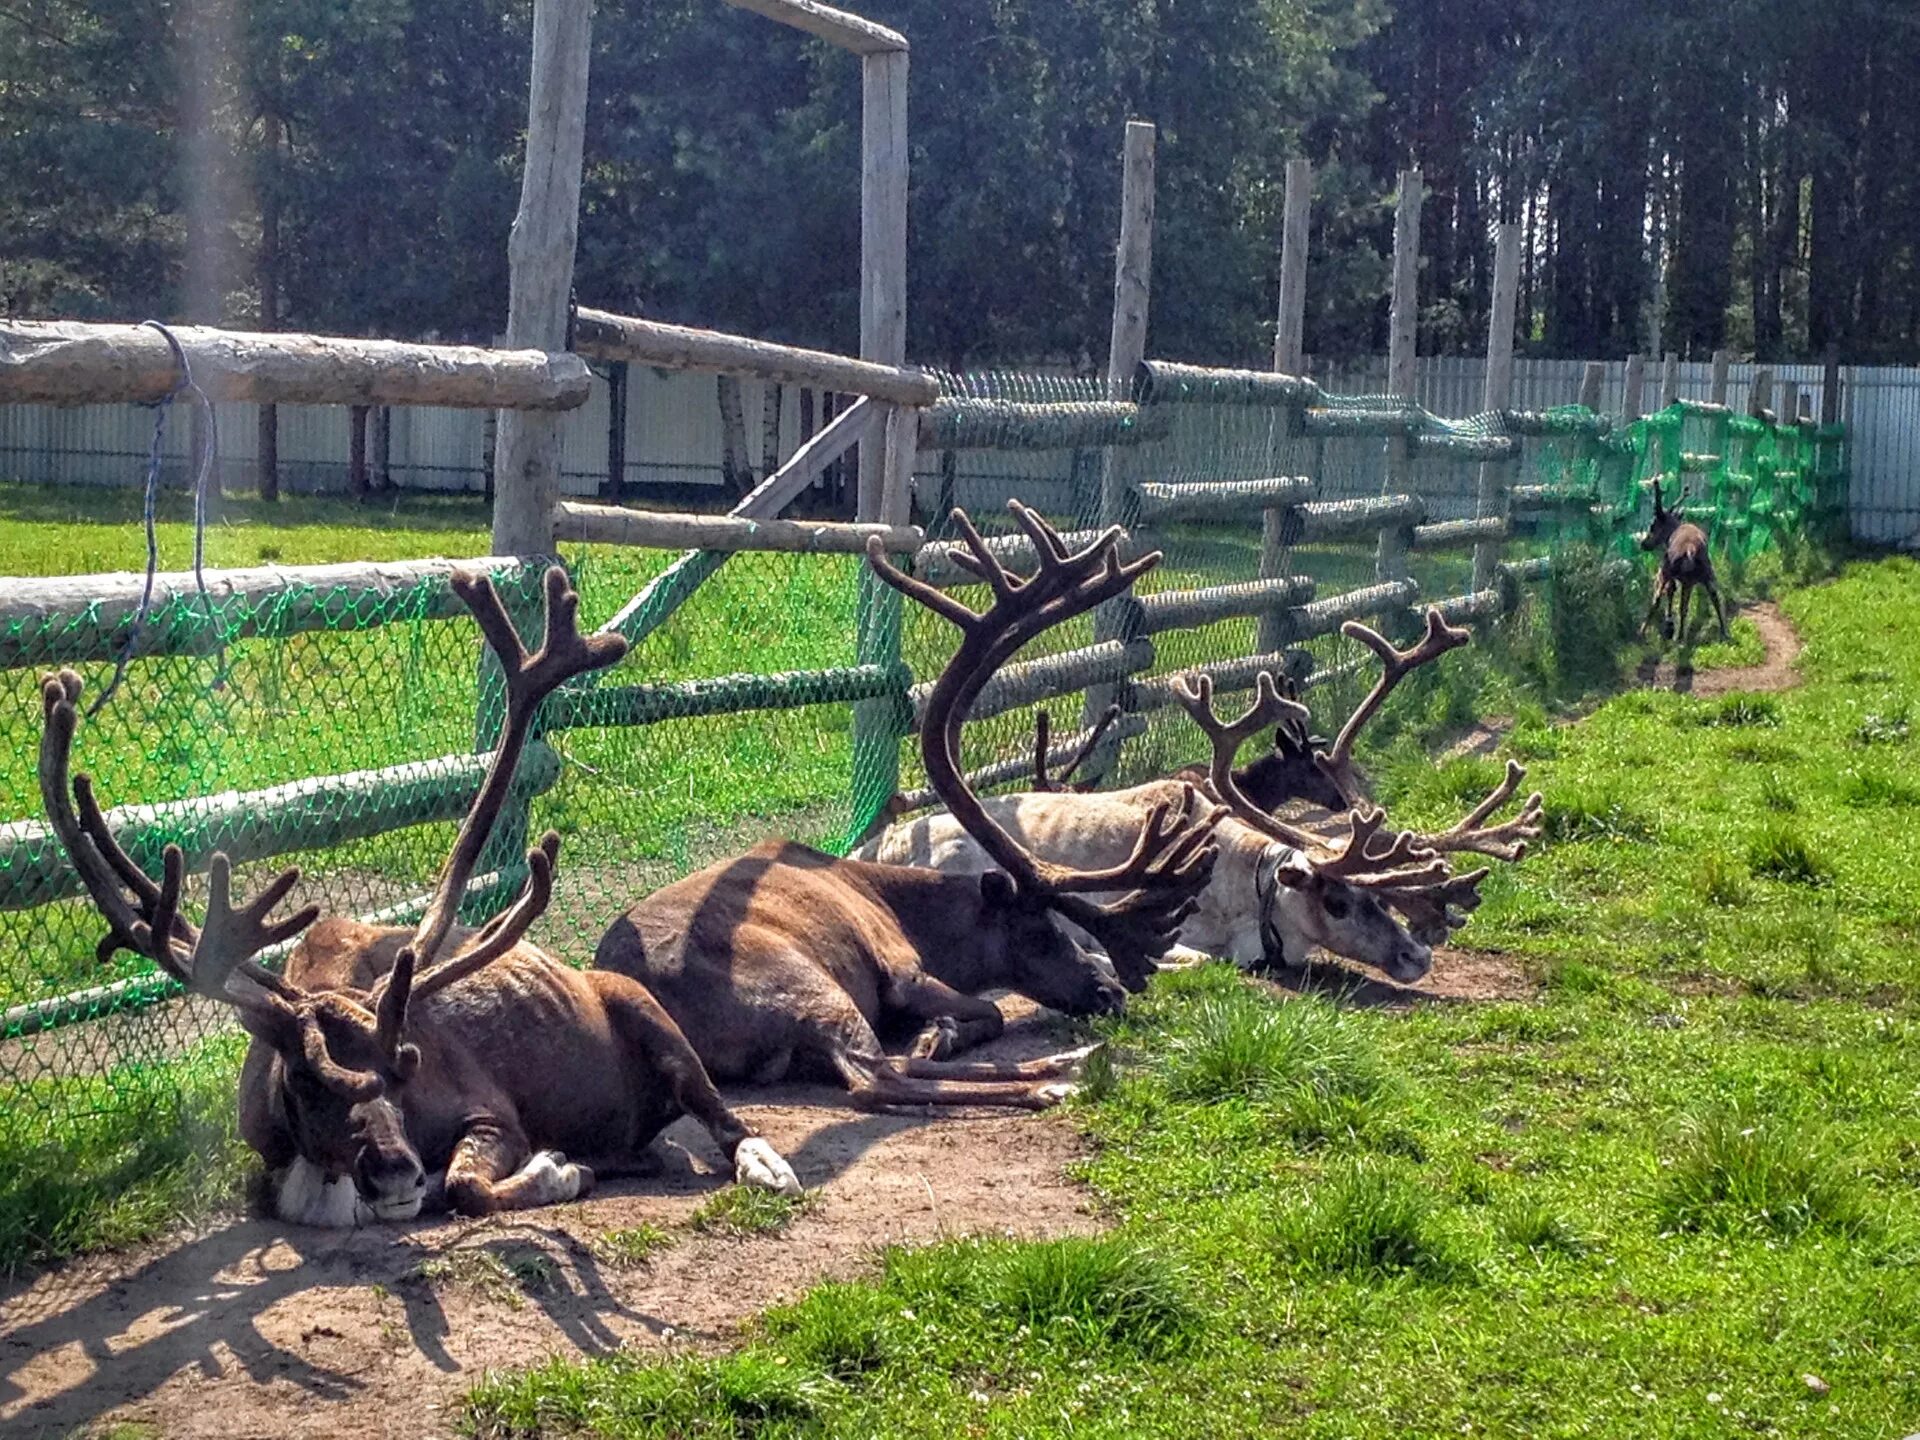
[0, 362, 1845, 1267]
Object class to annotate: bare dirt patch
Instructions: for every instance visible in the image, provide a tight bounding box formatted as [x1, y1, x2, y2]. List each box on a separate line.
[0, 1017, 1099, 1440]
[1636, 601, 1803, 696]
[1265, 945, 1536, 1009]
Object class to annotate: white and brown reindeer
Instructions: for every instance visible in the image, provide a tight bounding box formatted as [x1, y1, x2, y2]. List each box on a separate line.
[864, 609, 1542, 986]
[38, 566, 799, 1227]
[1638, 477, 1731, 644]
[594, 503, 1219, 1109]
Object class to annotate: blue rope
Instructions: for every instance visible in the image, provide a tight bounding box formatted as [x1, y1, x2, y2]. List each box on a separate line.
[87, 321, 223, 716]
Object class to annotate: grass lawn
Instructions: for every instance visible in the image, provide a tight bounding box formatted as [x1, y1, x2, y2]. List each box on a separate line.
[464, 557, 1919, 1438]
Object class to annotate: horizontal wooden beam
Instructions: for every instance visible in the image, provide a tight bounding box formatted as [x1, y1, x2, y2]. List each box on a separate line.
[1412, 432, 1516, 462]
[0, 742, 561, 913]
[911, 525, 1149, 589]
[1287, 579, 1422, 640]
[0, 321, 590, 410]
[1501, 409, 1611, 438]
[892, 713, 1150, 813]
[547, 662, 910, 730]
[911, 637, 1155, 727]
[555, 501, 922, 554]
[1297, 495, 1425, 540]
[1509, 484, 1599, 512]
[1132, 360, 1318, 409]
[1132, 476, 1316, 523]
[1430, 586, 1510, 624]
[1134, 575, 1316, 634]
[0, 556, 535, 670]
[1301, 406, 1419, 438]
[919, 399, 1169, 451]
[1411, 516, 1510, 550]
[717, 0, 907, 53]
[573, 307, 938, 405]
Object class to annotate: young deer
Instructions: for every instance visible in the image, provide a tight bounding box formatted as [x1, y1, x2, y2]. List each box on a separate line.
[1638, 478, 1731, 643]
[595, 503, 1218, 1109]
[39, 567, 797, 1227]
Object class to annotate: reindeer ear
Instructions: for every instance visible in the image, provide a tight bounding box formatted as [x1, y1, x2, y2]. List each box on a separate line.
[236, 1004, 299, 1052]
[1263, 848, 1312, 891]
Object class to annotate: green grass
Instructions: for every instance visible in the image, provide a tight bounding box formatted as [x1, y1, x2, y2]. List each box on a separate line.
[689, 1185, 814, 1238]
[462, 556, 1920, 1437]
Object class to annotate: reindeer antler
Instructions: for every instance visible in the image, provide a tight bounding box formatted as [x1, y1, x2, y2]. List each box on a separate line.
[1031, 703, 1123, 792]
[1414, 759, 1544, 863]
[370, 567, 627, 1062]
[1313, 608, 1470, 804]
[38, 669, 319, 1020]
[868, 502, 1219, 990]
[1169, 671, 1322, 849]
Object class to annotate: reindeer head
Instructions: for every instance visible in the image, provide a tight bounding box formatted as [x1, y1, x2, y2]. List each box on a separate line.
[869, 501, 1220, 997]
[40, 566, 626, 1222]
[1640, 479, 1688, 553]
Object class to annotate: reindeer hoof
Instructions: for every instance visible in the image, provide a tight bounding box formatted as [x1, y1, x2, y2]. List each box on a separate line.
[1032, 1042, 1102, 1077]
[524, 1149, 592, 1203]
[735, 1137, 803, 1195]
[911, 1017, 960, 1060]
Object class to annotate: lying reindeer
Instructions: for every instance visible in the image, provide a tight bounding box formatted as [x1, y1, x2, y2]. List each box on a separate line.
[1638, 478, 1731, 644]
[595, 503, 1218, 1109]
[865, 609, 1541, 985]
[39, 566, 798, 1227]
[1166, 670, 1351, 812]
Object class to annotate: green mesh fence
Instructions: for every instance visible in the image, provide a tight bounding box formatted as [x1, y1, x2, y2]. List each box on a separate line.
[0, 362, 1845, 1266]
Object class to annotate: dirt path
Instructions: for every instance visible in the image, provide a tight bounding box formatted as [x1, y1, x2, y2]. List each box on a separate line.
[1634, 600, 1803, 696]
[0, 1017, 1099, 1440]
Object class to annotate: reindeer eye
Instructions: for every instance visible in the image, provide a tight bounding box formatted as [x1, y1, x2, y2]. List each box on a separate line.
[1323, 893, 1351, 920]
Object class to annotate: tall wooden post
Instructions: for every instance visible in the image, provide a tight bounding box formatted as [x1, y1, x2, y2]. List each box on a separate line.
[1660, 351, 1680, 408]
[1259, 157, 1312, 650]
[1821, 346, 1842, 425]
[605, 361, 628, 502]
[1779, 380, 1801, 429]
[1623, 353, 1646, 420]
[1709, 349, 1731, 407]
[1577, 361, 1605, 412]
[1473, 219, 1520, 591]
[852, 40, 912, 823]
[348, 404, 370, 500]
[1380, 168, 1422, 583]
[1750, 366, 1775, 418]
[491, 0, 592, 559]
[1100, 120, 1156, 523]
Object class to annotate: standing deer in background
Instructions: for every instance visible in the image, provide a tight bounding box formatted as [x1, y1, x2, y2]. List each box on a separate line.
[1638, 478, 1731, 643]
[596, 503, 1218, 1110]
[39, 566, 798, 1227]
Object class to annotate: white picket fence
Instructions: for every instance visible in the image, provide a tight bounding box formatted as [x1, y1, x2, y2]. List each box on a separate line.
[2, 356, 1914, 544]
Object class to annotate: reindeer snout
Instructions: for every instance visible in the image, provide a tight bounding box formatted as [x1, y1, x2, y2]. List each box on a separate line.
[355, 1147, 426, 1217]
[1387, 941, 1433, 984]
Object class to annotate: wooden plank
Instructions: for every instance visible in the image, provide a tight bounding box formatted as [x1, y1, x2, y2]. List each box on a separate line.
[1299, 495, 1424, 540]
[1578, 361, 1605, 411]
[1661, 351, 1680, 407]
[1288, 579, 1421, 641]
[492, 0, 593, 557]
[547, 663, 910, 731]
[1132, 360, 1316, 408]
[912, 526, 1150, 590]
[717, 0, 906, 54]
[1133, 476, 1315, 522]
[1623, 353, 1646, 420]
[911, 637, 1156, 727]
[574, 310, 935, 406]
[1750, 366, 1775, 418]
[880, 401, 917, 526]
[918, 399, 1169, 451]
[0, 556, 534, 669]
[555, 502, 922, 553]
[0, 743, 560, 913]
[1136, 576, 1316, 635]
[1710, 348, 1731, 406]
[0, 321, 590, 411]
[1413, 516, 1510, 550]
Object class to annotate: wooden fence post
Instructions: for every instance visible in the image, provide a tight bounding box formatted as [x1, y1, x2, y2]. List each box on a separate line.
[852, 41, 911, 824]
[258, 405, 279, 501]
[605, 360, 628, 502]
[1779, 380, 1801, 430]
[1472, 219, 1520, 591]
[1710, 348, 1731, 406]
[1821, 345, 1842, 425]
[1578, 361, 1604, 411]
[1259, 156, 1312, 650]
[1100, 120, 1156, 524]
[1750, 366, 1775, 418]
[348, 404, 370, 500]
[1660, 351, 1680, 408]
[1379, 168, 1421, 584]
[1623, 353, 1645, 420]
[491, 0, 591, 559]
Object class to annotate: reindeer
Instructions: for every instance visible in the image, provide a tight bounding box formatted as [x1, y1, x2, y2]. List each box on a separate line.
[864, 610, 1541, 986]
[595, 503, 1218, 1109]
[38, 567, 798, 1227]
[1167, 669, 1351, 812]
[1638, 478, 1731, 644]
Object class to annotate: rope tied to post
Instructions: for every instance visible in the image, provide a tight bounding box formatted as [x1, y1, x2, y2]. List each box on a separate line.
[88, 321, 225, 716]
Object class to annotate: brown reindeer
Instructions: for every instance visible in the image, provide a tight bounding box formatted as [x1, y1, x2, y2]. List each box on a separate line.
[1638, 478, 1731, 644]
[595, 503, 1218, 1110]
[39, 567, 798, 1227]
[1168, 669, 1351, 813]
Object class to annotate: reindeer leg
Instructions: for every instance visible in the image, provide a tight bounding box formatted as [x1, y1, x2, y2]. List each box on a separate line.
[883, 973, 1006, 1059]
[1708, 578, 1732, 640]
[595, 976, 800, 1194]
[444, 1117, 591, 1216]
[1638, 579, 1668, 639]
[831, 1050, 1075, 1111]
[1678, 582, 1694, 645]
